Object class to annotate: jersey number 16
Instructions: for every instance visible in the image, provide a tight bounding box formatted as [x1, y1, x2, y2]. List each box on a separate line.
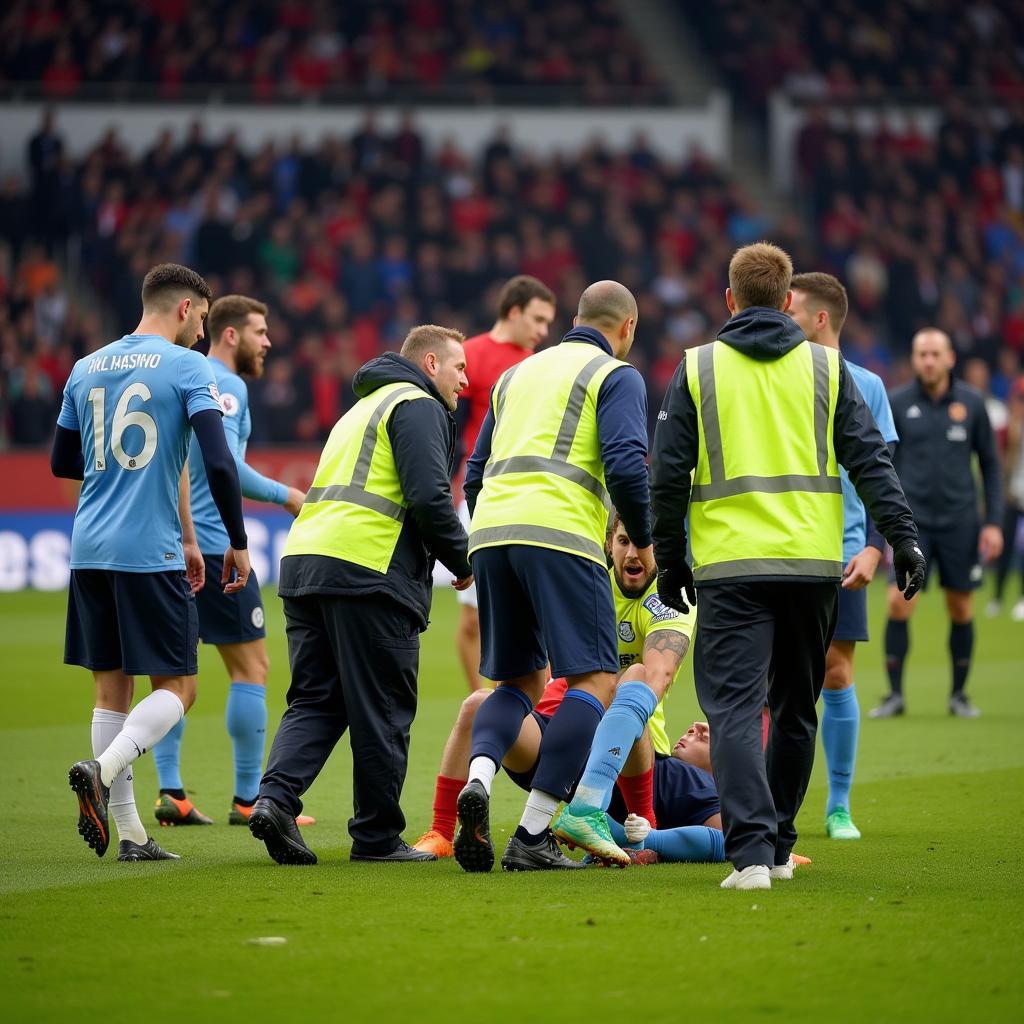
[87, 383, 158, 472]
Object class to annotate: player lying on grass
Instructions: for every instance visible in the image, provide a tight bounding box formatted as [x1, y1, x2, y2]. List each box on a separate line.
[415, 513, 696, 868]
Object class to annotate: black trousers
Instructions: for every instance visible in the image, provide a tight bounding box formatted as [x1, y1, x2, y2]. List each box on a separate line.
[694, 581, 838, 871]
[259, 593, 420, 856]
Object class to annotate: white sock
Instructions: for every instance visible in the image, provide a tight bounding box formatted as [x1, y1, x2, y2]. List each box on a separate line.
[92, 709, 147, 846]
[518, 789, 560, 836]
[97, 690, 184, 788]
[468, 756, 498, 796]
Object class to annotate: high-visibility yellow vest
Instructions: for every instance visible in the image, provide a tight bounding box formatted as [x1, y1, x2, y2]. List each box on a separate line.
[283, 382, 432, 573]
[469, 341, 624, 565]
[686, 339, 844, 582]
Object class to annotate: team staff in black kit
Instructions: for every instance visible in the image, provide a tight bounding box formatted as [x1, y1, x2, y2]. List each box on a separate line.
[873, 328, 1003, 720]
[651, 243, 925, 891]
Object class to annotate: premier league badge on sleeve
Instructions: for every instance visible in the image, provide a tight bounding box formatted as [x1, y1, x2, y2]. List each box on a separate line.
[219, 392, 239, 416]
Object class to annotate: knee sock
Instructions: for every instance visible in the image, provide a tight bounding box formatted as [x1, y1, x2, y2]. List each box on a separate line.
[97, 689, 185, 787]
[152, 717, 185, 793]
[949, 621, 974, 696]
[643, 825, 724, 863]
[430, 775, 464, 842]
[226, 682, 267, 802]
[568, 681, 658, 813]
[92, 709, 147, 846]
[821, 685, 860, 815]
[529, 688, 604, 808]
[468, 685, 533, 794]
[884, 619, 909, 695]
[604, 814, 631, 847]
[615, 767, 657, 828]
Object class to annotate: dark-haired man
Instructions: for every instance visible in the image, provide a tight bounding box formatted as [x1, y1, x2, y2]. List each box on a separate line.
[53, 263, 250, 861]
[453, 275, 556, 691]
[651, 243, 923, 890]
[151, 295, 310, 829]
[250, 326, 472, 866]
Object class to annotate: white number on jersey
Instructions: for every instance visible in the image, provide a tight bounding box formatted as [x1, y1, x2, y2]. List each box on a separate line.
[86, 383, 159, 472]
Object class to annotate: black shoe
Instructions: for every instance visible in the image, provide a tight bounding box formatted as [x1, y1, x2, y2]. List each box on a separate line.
[453, 780, 493, 873]
[949, 693, 981, 718]
[117, 837, 181, 861]
[350, 839, 437, 862]
[868, 693, 905, 719]
[248, 797, 317, 865]
[68, 759, 110, 858]
[501, 831, 585, 871]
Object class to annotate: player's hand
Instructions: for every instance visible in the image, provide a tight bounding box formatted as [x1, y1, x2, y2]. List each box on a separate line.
[183, 540, 205, 594]
[222, 546, 251, 594]
[978, 524, 1004, 564]
[452, 575, 474, 591]
[624, 814, 652, 845]
[657, 562, 696, 614]
[635, 544, 656, 578]
[841, 546, 882, 591]
[284, 487, 306, 518]
[892, 540, 926, 601]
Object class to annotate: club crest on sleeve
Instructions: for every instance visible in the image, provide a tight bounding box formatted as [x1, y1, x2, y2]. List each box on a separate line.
[208, 382, 221, 402]
[619, 620, 636, 642]
[219, 392, 239, 416]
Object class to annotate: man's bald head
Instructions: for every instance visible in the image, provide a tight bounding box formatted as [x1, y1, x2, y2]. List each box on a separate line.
[911, 327, 955, 391]
[575, 280, 639, 358]
[912, 328, 952, 352]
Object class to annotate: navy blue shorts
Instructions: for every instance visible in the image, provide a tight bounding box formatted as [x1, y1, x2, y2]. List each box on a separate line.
[607, 755, 721, 827]
[832, 584, 869, 643]
[503, 711, 550, 792]
[65, 569, 198, 677]
[195, 553, 265, 645]
[472, 545, 619, 681]
[887, 519, 982, 592]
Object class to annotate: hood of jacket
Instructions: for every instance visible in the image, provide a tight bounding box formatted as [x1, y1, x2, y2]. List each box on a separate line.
[560, 325, 615, 356]
[352, 352, 450, 409]
[716, 306, 807, 361]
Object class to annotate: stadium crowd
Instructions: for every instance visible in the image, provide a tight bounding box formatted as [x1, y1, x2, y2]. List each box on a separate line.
[0, 0, 667, 104]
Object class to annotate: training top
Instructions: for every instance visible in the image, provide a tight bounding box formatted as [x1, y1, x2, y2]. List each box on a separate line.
[457, 332, 533, 479]
[189, 356, 287, 554]
[534, 567, 695, 756]
[888, 377, 1002, 530]
[841, 361, 899, 564]
[58, 334, 221, 571]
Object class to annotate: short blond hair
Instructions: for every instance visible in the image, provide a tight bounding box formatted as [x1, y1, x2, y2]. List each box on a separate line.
[728, 242, 793, 311]
[400, 324, 465, 363]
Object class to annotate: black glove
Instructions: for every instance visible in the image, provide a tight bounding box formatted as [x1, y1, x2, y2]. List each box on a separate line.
[657, 562, 696, 614]
[892, 540, 926, 601]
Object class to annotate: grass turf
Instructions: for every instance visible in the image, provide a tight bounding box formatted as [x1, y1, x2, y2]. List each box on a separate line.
[0, 581, 1022, 1022]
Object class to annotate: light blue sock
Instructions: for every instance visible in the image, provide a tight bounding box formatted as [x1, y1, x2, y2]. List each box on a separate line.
[604, 814, 636, 849]
[644, 825, 725, 863]
[152, 716, 185, 791]
[569, 681, 659, 813]
[821, 684, 860, 816]
[226, 682, 267, 802]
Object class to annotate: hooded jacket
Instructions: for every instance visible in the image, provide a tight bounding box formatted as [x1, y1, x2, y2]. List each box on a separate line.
[650, 306, 918, 584]
[279, 353, 471, 629]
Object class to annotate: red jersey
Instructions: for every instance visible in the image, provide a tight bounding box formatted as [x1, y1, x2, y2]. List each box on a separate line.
[458, 331, 533, 478]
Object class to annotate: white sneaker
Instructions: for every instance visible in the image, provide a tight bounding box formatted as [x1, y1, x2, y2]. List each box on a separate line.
[1011, 599, 1024, 622]
[770, 856, 795, 880]
[986, 599, 1002, 618]
[721, 864, 771, 890]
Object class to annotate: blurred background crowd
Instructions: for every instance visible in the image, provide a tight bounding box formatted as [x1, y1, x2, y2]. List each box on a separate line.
[1, 0, 1023, 458]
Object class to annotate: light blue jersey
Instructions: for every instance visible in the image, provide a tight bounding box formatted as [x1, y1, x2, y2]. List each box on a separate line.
[188, 356, 287, 553]
[841, 360, 899, 563]
[57, 334, 221, 571]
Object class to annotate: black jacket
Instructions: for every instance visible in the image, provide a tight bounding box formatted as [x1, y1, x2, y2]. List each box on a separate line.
[650, 306, 918, 584]
[888, 378, 1002, 530]
[279, 353, 470, 629]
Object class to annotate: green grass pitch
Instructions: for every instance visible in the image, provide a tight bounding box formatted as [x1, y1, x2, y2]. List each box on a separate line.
[1, 582, 1022, 1022]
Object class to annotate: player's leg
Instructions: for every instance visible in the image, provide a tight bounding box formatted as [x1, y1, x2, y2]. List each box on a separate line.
[414, 688, 492, 855]
[616, 721, 658, 826]
[457, 546, 548, 872]
[821, 639, 861, 839]
[453, 499, 484, 691]
[764, 583, 836, 872]
[988, 504, 1018, 616]
[504, 549, 619, 870]
[941, 517, 983, 717]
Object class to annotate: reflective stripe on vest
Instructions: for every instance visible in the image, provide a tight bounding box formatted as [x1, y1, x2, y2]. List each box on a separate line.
[469, 343, 622, 565]
[687, 340, 844, 582]
[284, 382, 429, 573]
